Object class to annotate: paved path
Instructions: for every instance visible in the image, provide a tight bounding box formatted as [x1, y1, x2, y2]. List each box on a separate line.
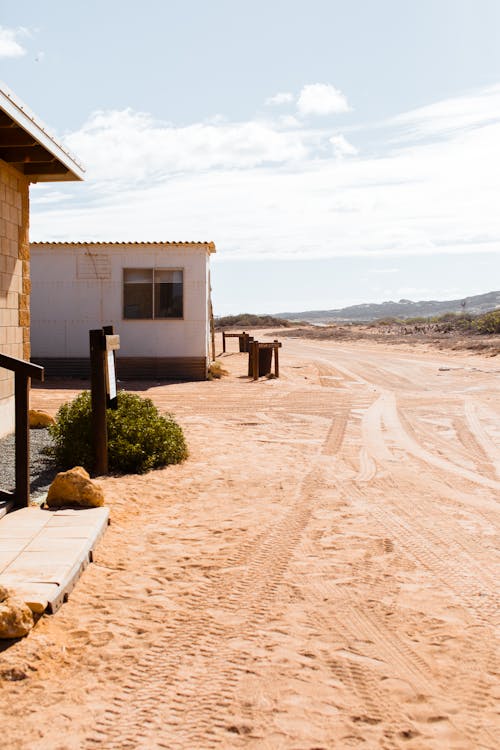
[0, 506, 109, 613]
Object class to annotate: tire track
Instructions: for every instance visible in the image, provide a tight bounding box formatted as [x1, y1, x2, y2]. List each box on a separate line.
[464, 399, 500, 479]
[84, 463, 325, 748]
[322, 407, 350, 455]
[366, 502, 499, 625]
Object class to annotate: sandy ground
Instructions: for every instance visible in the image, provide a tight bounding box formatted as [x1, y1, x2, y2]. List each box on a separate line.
[0, 332, 499, 749]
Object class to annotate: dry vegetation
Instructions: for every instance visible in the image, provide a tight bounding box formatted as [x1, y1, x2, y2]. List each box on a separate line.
[274, 311, 500, 356]
[215, 314, 294, 329]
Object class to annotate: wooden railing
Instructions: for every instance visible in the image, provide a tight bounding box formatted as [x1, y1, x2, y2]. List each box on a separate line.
[222, 331, 254, 353]
[0, 353, 44, 510]
[248, 340, 282, 380]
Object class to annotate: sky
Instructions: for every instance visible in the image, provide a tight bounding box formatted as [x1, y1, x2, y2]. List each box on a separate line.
[1, 0, 499, 315]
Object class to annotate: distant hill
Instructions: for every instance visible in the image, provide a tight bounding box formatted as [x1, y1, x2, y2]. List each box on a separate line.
[277, 290, 500, 323]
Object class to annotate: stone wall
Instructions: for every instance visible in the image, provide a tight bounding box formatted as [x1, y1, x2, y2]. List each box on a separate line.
[0, 160, 29, 436]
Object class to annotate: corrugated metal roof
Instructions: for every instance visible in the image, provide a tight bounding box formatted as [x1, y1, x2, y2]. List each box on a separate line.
[31, 241, 216, 252]
[0, 81, 84, 182]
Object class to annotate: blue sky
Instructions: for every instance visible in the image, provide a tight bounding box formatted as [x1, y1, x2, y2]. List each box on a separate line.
[1, 1, 499, 314]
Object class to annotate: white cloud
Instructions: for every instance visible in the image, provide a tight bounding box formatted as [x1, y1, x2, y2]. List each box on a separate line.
[297, 83, 350, 116]
[266, 91, 294, 106]
[30, 190, 73, 205]
[330, 134, 358, 157]
[64, 109, 316, 182]
[0, 26, 28, 58]
[390, 84, 500, 140]
[31, 85, 500, 267]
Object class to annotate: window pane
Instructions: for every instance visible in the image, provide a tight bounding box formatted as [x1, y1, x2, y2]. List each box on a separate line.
[124, 268, 153, 283]
[124, 283, 153, 318]
[155, 281, 183, 318]
[155, 269, 183, 284]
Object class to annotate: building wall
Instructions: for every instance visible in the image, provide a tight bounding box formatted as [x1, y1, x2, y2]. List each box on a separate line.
[30, 243, 212, 379]
[0, 161, 29, 437]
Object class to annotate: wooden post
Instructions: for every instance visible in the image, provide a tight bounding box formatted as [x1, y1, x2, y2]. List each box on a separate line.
[252, 340, 259, 381]
[274, 340, 280, 378]
[14, 372, 30, 510]
[0, 353, 44, 510]
[89, 329, 108, 475]
[222, 330, 226, 353]
[209, 297, 216, 362]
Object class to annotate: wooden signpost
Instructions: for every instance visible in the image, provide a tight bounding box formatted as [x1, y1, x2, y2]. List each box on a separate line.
[89, 327, 120, 476]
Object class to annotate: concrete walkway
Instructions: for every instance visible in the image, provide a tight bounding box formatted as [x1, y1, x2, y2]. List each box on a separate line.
[0, 505, 109, 613]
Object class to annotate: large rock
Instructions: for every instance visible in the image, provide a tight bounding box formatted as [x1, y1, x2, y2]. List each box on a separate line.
[29, 409, 55, 428]
[46, 466, 104, 508]
[0, 596, 34, 639]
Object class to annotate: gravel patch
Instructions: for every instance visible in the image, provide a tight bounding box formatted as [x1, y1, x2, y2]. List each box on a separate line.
[0, 428, 59, 498]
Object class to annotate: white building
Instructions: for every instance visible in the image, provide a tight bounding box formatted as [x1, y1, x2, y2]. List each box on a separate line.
[30, 241, 216, 380]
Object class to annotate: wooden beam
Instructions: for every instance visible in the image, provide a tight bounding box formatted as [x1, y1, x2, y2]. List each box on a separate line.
[253, 341, 282, 349]
[21, 162, 69, 175]
[0, 145, 56, 163]
[14, 372, 30, 509]
[0, 129, 38, 147]
[90, 329, 108, 476]
[0, 111, 14, 127]
[252, 341, 259, 381]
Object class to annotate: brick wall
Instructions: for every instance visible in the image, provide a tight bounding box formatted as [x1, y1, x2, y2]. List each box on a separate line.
[0, 160, 29, 432]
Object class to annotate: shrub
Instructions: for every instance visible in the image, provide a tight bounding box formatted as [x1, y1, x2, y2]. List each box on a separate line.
[49, 391, 188, 475]
[474, 310, 500, 334]
[215, 313, 293, 329]
[207, 361, 229, 380]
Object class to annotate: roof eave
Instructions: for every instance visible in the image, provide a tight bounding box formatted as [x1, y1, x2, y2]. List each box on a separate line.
[0, 83, 85, 182]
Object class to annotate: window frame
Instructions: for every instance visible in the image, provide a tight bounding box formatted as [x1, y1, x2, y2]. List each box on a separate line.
[122, 267, 184, 321]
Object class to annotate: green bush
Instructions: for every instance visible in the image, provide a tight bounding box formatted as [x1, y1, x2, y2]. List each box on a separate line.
[474, 310, 500, 334]
[49, 391, 188, 475]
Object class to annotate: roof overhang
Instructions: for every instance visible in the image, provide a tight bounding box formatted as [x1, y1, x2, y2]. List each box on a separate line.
[31, 241, 216, 253]
[0, 83, 84, 183]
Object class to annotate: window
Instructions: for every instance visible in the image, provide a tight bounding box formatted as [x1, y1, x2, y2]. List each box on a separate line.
[123, 268, 183, 319]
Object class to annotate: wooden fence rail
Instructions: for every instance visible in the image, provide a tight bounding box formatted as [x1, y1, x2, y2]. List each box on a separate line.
[222, 331, 253, 353]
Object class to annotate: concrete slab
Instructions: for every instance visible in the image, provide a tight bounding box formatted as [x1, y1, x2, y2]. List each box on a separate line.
[0, 505, 109, 613]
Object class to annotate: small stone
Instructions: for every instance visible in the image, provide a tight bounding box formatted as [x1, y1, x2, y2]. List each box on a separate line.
[46, 466, 104, 508]
[0, 667, 28, 681]
[0, 597, 34, 639]
[29, 410, 55, 428]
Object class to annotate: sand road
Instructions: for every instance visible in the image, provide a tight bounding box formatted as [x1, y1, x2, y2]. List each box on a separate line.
[0, 334, 498, 749]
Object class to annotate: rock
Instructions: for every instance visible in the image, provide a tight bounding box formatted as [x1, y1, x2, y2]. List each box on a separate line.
[8, 588, 48, 615]
[0, 585, 45, 615]
[0, 597, 34, 639]
[46, 466, 104, 508]
[0, 667, 28, 681]
[28, 409, 55, 428]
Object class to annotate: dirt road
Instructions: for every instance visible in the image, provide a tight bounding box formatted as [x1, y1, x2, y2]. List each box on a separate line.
[1, 334, 498, 749]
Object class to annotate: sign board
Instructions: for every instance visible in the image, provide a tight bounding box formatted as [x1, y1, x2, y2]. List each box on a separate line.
[106, 349, 117, 401]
